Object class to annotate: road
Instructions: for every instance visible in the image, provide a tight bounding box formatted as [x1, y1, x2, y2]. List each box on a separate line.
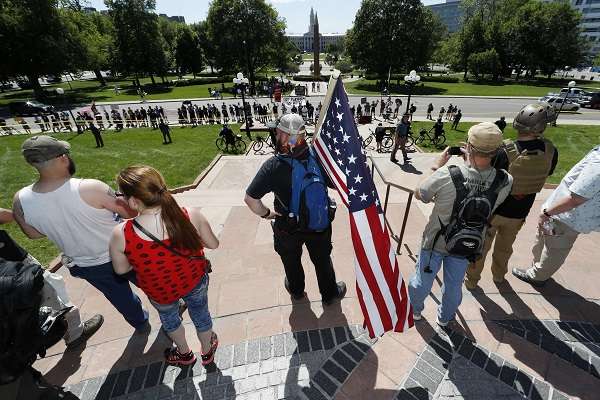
[2, 87, 600, 135]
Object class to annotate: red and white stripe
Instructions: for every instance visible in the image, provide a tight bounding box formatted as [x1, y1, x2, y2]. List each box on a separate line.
[313, 136, 349, 205]
[349, 205, 413, 337]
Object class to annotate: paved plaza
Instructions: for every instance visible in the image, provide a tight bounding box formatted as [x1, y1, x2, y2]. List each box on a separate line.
[31, 153, 600, 400]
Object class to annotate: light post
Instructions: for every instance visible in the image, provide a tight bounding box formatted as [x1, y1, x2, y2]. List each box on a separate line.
[552, 80, 576, 127]
[234, 72, 252, 140]
[403, 70, 421, 115]
[56, 87, 82, 134]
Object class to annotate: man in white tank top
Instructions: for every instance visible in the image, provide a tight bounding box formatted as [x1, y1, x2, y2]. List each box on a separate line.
[13, 136, 149, 331]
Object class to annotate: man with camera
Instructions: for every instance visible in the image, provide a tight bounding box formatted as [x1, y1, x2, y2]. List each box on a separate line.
[408, 123, 513, 327]
[244, 114, 346, 305]
[465, 103, 558, 290]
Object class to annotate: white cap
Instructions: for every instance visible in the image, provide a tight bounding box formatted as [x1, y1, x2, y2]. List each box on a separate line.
[277, 113, 306, 136]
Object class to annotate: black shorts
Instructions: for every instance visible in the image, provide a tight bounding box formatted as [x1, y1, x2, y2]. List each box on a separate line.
[375, 132, 385, 142]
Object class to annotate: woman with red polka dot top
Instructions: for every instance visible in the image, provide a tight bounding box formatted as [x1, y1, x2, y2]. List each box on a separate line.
[109, 165, 219, 367]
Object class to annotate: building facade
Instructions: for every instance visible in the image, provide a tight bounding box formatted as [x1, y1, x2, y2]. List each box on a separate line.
[286, 8, 345, 52]
[569, 0, 600, 56]
[427, 0, 463, 34]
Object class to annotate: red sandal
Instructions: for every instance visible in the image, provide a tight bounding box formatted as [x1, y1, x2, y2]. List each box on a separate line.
[164, 347, 197, 366]
[201, 332, 219, 366]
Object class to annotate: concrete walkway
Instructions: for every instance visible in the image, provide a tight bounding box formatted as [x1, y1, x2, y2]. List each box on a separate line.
[32, 153, 600, 400]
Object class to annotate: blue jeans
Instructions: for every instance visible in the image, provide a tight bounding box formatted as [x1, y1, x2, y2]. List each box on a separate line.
[69, 262, 148, 328]
[408, 249, 468, 324]
[149, 274, 212, 334]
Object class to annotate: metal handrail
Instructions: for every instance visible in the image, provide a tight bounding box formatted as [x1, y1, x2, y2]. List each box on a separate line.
[369, 156, 414, 255]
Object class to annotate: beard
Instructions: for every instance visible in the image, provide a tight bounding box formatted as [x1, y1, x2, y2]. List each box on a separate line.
[67, 155, 76, 176]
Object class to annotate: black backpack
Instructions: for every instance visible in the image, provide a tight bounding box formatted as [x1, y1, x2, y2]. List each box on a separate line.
[0, 259, 45, 384]
[438, 166, 507, 261]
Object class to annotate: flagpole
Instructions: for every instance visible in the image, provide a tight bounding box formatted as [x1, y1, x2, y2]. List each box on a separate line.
[313, 69, 341, 139]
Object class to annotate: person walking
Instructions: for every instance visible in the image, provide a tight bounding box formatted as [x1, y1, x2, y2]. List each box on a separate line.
[512, 145, 600, 287]
[159, 119, 172, 144]
[13, 136, 149, 331]
[110, 166, 220, 366]
[427, 103, 434, 120]
[391, 114, 411, 163]
[409, 123, 512, 327]
[244, 114, 346, 305]
[451, 109, 462, 130]
[465, 103, 558, 289]
[89, 122, 104, 148]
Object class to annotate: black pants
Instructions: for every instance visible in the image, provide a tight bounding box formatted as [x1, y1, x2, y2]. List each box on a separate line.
[273, 226, 338, 302]
[162, 130, 172, 143]
[93, 132, 104, 147]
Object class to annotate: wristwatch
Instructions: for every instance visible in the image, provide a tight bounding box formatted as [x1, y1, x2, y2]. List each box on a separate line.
[261, 208, 271, 219]
[542, 208, 551, 218]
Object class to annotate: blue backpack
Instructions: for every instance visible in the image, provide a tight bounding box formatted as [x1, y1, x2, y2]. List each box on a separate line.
[278, 149, 332, 232]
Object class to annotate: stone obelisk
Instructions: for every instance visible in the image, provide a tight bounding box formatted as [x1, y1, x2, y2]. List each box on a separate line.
[313, 12, 320, 81]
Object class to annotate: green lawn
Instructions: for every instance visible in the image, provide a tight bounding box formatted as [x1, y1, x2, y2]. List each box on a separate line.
[0, 77, 235, 107]
[408, 121, 599, 184]
[346, 78, 600, 97]
[0, 125, 228, 265]
[302, 53, 326, 61]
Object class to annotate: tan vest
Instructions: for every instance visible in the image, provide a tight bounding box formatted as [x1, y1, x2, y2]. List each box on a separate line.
[504, 138, 555, 195]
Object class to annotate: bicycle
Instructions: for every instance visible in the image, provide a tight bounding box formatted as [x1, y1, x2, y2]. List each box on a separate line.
[215, 134, 247, 153]
[362, 128, 395, 152]
[413, 127, 446, 147]
[251, 133, 276, 154]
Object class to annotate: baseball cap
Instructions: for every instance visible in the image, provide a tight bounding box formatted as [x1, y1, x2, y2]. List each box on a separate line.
[467, 122, 503, 153]
[276, 113, 306, 136]
[22, 135, 70, 163]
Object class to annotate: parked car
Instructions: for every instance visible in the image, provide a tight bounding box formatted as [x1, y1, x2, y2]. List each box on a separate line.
[538, 96, 580, 111]
[578, 92, 600, 108]
[8, 100, 55, 116]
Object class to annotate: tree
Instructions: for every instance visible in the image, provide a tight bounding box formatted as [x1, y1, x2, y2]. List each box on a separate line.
[346, 0, 443, 80]
[175, 24, 204, 77]
[468, 48, 501, 79]
[105, 0, 168, 84]
[206, 0, 287, 91]
[63, 10, 114, 85]
[335, 58, 353, 74]
[0, 0, 87, 98]
[193, 21, 216, 73]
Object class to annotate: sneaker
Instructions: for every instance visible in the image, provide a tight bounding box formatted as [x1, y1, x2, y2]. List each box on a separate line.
[436, 318, 449, 328]
[201, 332, 219, 366]
[323, 281, 347, 306]
[164, 347, 197, 366]
[67, 314, 104, 349]
[284, 278, 306, 301]
[412, 311, 422, 321]
[511, 268, 546, 287]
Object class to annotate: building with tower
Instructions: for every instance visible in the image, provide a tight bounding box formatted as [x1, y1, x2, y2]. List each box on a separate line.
[286, 8, 345, 52]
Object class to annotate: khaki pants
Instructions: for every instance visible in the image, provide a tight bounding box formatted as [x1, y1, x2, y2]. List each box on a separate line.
[526, 219, 579, 281]
[466, 215, 525, 285]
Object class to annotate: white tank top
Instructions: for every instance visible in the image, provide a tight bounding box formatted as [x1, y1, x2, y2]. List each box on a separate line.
[19, 178, 118, 267]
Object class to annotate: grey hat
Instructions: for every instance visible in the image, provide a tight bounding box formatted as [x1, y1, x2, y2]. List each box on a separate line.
[22, 135, 70, 163]
[277, 113, 306, 136]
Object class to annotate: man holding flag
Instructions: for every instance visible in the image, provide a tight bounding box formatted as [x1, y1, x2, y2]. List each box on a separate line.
[244, 113, 347, 306]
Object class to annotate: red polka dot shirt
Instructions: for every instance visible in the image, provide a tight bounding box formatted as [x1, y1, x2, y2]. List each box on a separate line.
[123, 209, 206, 304]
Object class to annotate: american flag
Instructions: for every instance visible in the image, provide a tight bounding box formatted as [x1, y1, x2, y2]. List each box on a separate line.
[313, 78, 414, 338]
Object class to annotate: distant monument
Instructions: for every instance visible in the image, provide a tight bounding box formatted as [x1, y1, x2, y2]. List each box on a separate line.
[313, 10, 320, 80]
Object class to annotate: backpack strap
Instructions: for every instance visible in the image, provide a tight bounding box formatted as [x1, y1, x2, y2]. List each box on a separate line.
[503, 140, 520, 164]
[542, 138, 556, 173]
[448, 165, 468, 220]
